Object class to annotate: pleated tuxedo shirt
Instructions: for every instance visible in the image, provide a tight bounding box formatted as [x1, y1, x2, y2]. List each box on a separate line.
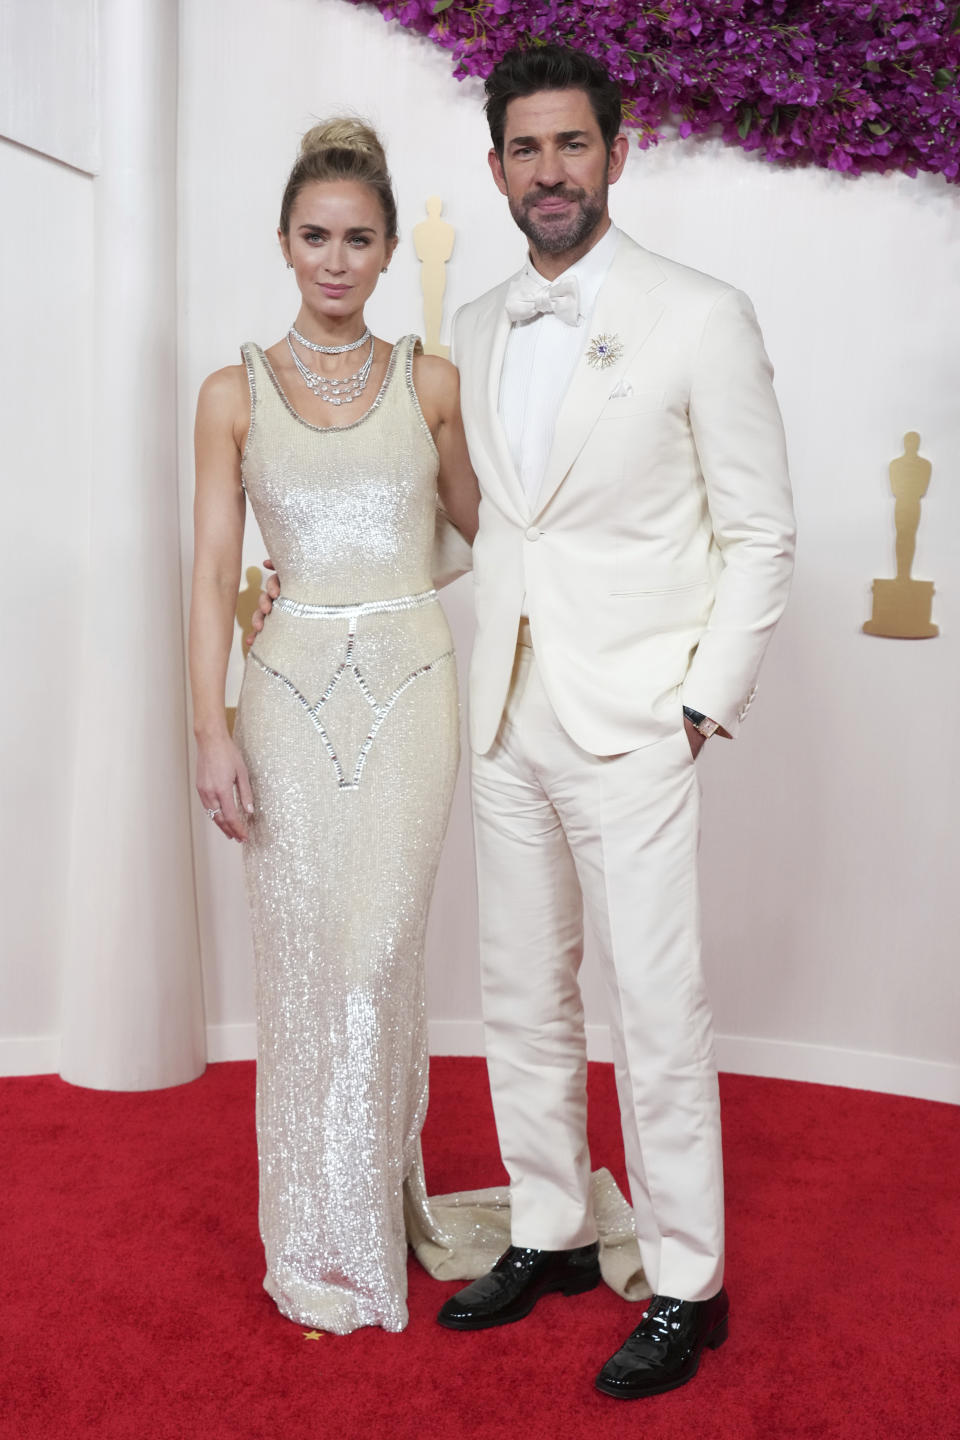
[498, 221, 620, 510]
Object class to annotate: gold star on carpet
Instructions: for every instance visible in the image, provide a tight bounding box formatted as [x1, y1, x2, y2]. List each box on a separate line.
[303, 1330, 324, 1340]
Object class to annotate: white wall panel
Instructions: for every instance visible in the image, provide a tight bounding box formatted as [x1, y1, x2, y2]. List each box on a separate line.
[58, 0, 205, 1092]
[0, 0, 98, 173]
[0, 139, 93, 1073]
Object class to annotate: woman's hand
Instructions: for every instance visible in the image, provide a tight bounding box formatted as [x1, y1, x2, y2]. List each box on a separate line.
[245, 560, 280, 647]
[196, 734, 255, 842]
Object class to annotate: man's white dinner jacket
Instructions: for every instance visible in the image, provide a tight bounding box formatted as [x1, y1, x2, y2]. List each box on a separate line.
[452, 231, 796, 757]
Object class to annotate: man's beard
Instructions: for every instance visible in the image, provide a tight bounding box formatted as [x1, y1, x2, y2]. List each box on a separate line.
[508, 183, 607, 255]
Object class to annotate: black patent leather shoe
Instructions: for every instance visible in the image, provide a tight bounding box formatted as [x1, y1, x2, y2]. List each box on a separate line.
[436, 1243, 600, 1330]
[595, 1287, 729, 1399]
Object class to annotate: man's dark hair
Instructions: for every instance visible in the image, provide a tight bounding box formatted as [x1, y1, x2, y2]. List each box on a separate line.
[484, 44, 623, 158]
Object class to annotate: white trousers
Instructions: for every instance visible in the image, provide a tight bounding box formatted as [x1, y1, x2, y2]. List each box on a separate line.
[471, 634, 724, 1302]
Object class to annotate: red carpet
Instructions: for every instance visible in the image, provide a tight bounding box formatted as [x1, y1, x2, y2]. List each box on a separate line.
[3, 1058, 958, 1440]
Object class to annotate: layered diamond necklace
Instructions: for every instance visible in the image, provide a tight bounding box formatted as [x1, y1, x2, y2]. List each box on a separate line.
[286, 324, 374, 406]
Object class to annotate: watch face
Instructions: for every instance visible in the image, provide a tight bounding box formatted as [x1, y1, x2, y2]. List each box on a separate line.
[683, 706, 718, 736]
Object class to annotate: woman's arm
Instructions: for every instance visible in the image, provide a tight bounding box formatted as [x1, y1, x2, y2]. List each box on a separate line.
[414, 353, 480, 544]
[188, 365, 254, 841]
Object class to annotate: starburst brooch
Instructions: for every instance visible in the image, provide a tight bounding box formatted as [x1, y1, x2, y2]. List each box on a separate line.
[585, 333, 624, 370]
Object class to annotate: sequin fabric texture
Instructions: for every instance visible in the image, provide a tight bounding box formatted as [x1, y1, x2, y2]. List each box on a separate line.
[234, 336, 459, 1333]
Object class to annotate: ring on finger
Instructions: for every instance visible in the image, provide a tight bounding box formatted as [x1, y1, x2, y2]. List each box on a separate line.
[206, 806, 222, 820]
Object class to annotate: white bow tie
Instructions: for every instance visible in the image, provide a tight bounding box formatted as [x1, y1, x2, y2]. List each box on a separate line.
[505, 272, 581, 327]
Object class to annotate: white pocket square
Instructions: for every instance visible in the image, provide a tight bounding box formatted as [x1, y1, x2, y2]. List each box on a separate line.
[607, 380, 634, 399]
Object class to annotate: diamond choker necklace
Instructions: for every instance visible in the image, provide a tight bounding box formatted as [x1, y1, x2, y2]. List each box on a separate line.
[286, 325, 374, 405]
[289, 325, 370, 354]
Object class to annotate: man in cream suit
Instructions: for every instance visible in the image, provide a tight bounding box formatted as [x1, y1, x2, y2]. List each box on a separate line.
[251, 42, 794, 1396]
[434, 45, 795, 1399]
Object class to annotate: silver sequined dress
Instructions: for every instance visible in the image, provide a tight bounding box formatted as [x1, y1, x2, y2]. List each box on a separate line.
[234, 336, 459, 1333]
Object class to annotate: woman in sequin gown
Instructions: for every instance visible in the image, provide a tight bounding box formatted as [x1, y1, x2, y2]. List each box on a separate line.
[189, 121, 479, 1333]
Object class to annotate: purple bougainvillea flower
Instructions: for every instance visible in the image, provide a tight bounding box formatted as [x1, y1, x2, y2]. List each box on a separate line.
[356, 0, 960, 183]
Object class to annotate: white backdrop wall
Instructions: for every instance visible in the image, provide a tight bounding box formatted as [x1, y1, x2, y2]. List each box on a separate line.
[2, 0, 206, 1092]
[178, 0, 960, 1100]
[0, 0, 99, 173]
[2, 0, 958, 1101]
[0, 138, 93, 1075]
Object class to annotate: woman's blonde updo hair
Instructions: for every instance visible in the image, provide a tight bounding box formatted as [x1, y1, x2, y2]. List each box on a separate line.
[279, 118, 398, 240]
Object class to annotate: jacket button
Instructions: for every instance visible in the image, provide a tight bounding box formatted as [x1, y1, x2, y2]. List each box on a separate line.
[525, 527, 541, 541]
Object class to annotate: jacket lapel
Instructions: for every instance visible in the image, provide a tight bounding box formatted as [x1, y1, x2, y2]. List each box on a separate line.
[487, 308, 530, 517]
[465, 277, 529, 521]
[533, 237, 666, 517]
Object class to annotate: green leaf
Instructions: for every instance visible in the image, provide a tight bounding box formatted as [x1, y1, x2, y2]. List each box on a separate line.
[737, 105, 754, 139]
[433, 0, 454, 12]
[867, 121, 891, 135]
[865, 61, 881, 73]
[934, 68, 956, 91]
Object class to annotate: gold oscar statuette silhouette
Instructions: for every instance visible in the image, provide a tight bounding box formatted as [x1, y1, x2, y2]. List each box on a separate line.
[413, 197, 454, 359]
[863, 432, 938, 639]
[225, 565, 264, 734]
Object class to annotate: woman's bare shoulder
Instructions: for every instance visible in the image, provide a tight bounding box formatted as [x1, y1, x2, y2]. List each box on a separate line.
[199, 361, 248, 400]
[197, 362, 250, 424]
[411, 350, 460, 405]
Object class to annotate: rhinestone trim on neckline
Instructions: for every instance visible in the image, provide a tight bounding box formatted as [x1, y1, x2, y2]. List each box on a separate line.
[253, 339, 402, 434]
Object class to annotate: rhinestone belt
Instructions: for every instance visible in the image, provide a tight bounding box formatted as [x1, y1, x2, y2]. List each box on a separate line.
[273, 588, 437, 619]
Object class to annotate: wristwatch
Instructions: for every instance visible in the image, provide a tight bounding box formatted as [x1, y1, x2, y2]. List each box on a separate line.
[683, 706, 719, 739]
